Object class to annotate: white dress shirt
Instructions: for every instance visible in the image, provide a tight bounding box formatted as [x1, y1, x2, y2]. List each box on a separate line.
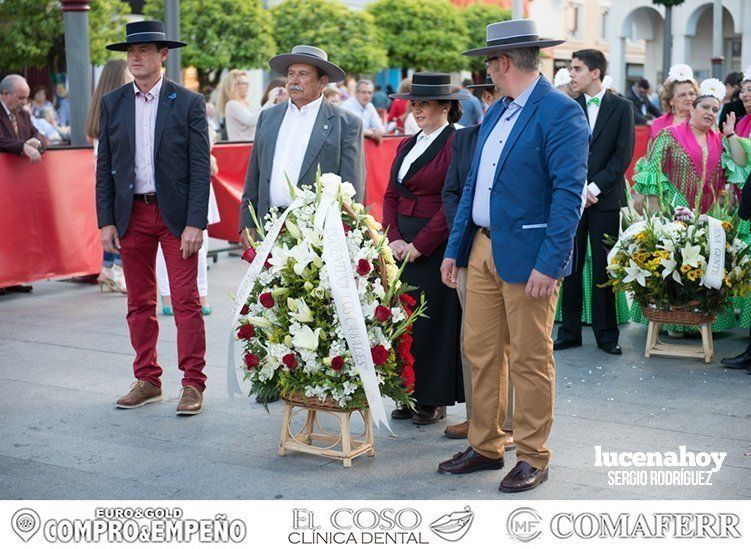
[472, 76, 540, 228]
[584, 88, 606, 133]
[340, 96, 384, 132]
[133, 77, 162, 194]
[269, 94, 324, 208]
[397, 122, 449, 183]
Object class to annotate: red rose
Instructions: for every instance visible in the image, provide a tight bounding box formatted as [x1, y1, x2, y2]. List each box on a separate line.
[371, 344, 389, 366]
[331, 355, 344, 371]
[356, 259, 371, 276]
[401, 363, 415, 392]
[244, 353, 260, 370]
[241, 247, 257, 263]
[259, 292, 274, 308]
[399, 293, 416, 308]
[264, 254, 273, 269]
[237, 324, 255, 339]
[343, 223, 352, 234]
[375, 305, 391, 322]
[397, 333, 413, 359]
[282, 353, 298, 369]
[240, 304, 250, 315]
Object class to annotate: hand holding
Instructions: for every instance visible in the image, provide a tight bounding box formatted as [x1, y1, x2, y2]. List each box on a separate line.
[181, 226, 203, 259]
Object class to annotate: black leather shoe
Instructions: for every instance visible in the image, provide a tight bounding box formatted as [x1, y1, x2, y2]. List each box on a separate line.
[598, 343, 622, 355]
[746, 366, 751, 374]
[391, 405, 414, 420]
[553, 338, 582, 351]
[721, 347, 751, 369]
[499, 461, 549, 493]
[411, 405, 446, 425]
[438, 446, 505, 475]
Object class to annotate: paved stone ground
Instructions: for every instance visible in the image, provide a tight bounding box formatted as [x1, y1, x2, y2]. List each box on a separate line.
[1, 249, 750, 500]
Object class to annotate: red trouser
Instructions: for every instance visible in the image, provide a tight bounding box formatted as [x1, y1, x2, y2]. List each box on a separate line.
[119, 201, 207, 391]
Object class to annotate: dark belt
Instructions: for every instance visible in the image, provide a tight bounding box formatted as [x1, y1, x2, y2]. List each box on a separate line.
[133, 193, 158, 204]
[479, 227, 491, 239]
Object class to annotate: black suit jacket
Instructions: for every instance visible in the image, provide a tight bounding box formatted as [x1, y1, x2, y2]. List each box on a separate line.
[719, 98, 747, 129]
[739, 171, 751, 220]
[441, 124, 479, 228]
[626, 86, 661, 125]
[96, 78, 211, 238]
[577, 92, 635, 211]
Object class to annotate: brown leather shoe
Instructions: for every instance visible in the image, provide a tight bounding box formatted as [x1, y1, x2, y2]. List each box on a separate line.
[499, 461, 548, 493]
[116, 380, 162, 409]
[176, 385, 203, 416]
[444, 420, 470, 439]
[438, 446, 505, 475]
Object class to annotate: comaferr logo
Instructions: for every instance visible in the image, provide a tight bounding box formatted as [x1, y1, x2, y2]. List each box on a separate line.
[550, 512, 741, 539]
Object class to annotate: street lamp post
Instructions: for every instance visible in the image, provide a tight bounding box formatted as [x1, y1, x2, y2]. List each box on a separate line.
[513, 0, 524, 20]
[60, 0, 91, 146]
[165, 0, 182, 84]
[711, 0, 724, 80]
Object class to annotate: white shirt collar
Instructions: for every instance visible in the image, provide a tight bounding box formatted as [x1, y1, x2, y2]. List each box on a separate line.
[133, 76, 163, 100]
[418, 121, 449, 142]
[287, 93, 324, 115]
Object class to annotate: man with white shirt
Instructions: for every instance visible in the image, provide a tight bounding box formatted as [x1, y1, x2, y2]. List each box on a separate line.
[555, 49, 634, 355]
[341, 79, 385, 143]
[239, 45, 365, 245]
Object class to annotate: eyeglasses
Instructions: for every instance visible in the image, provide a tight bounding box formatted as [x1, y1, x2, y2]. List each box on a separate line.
[484, 56, 500, 67]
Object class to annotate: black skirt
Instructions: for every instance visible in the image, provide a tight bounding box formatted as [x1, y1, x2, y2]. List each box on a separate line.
[397, 214, 464, 406]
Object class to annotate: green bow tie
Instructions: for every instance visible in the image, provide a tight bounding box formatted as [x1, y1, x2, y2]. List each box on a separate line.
[587, 96, 601, 107]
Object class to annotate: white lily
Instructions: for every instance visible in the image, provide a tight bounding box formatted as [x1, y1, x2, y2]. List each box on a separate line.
[288, 242, 317, 276]
[289, 298, 314, 323]
[660, 254, 683, 284]
[291, 324, 320, 351]
[681, 244, 703, 268]
[245, 316, 273, 329]
[623, 260, 652, 287]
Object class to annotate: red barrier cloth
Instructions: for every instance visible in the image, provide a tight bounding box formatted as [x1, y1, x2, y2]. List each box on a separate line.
[626, 126, 650, 185]
[0, 149, 101, 287]
[2, 129, 648, 286]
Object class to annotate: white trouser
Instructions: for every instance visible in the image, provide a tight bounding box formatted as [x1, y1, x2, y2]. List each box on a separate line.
[156, 229, 209, 297]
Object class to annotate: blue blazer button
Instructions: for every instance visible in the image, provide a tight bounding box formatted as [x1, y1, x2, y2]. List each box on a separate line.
[128, 184, 134, 190]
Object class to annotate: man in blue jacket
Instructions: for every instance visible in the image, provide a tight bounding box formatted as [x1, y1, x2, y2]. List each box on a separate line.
[437, 19, 589, 493]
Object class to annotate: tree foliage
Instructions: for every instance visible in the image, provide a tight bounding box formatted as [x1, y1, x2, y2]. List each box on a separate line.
[462, 2, 511, 73]
[0, 0, 128, 70]
[367, 0, 468, 73]
[271, 0, 387, 76]
[143, 0, 276, 88]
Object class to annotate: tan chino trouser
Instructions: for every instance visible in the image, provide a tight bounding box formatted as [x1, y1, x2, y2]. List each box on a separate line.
[456, 267, 514, 431]
[465, 231, 558, 470]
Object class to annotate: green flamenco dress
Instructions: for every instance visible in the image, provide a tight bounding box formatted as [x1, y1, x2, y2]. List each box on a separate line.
[554, 240, 630, 324]
[722, 134, 751, 327]
[629, 125, 736, 333]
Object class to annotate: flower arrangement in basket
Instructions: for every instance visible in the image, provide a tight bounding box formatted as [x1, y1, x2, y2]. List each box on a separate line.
[606, 202, 751, 323]
[235, 172, 425, 411]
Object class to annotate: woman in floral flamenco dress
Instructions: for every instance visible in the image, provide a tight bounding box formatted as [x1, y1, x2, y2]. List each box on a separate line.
[631, 78, 751, 333]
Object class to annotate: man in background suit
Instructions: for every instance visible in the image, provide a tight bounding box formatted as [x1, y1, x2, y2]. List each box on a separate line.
[555, 49, 634, 355]
[0, 74, 45, 161]
[441, 75, 514, 448]
[626, 78, 661, 126]
[96, 21, 211, 415]
[238, 45, 364, 247]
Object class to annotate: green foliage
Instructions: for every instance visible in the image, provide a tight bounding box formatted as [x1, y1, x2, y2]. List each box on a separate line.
[462, 3, 511, 73]
[0, 0, 128, 69]
[271, 0, 387, 75]
[143, 0, 276, 87]
[367, 0, 468, 72]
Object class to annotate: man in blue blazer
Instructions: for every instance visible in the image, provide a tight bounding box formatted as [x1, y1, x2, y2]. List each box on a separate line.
[96, 21, 211, 416]
[437, 19, 589, 493]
